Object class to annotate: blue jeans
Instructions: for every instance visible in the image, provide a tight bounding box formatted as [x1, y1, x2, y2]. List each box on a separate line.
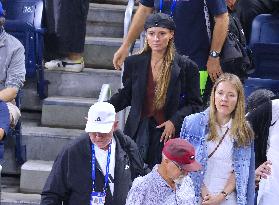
[0, 101, 10, 135]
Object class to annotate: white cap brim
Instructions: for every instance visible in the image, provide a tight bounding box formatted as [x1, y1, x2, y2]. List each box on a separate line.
[85, 121, 114, 133]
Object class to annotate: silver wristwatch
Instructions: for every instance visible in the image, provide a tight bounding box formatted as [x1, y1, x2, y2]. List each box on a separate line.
[209, 50, 220, 58]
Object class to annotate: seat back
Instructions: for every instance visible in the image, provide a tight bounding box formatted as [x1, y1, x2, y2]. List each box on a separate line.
[244, 78, 279, 98]
[3, 0, 46, 98]
[4, 0, 43, 28]
[250, 14, 279, 45]
[249, 13, 279, 79]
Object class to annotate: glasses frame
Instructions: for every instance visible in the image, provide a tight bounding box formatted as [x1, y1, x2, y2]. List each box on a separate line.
[171, 160, 184, 173]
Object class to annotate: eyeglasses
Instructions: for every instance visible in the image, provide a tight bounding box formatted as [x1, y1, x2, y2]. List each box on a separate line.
[171, 160, 183, 173]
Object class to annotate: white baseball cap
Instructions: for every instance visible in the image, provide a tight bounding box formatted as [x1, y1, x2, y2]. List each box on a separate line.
[85, 102, 116, 133]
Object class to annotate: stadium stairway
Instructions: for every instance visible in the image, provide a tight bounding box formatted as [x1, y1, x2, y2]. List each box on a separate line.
[1, 1, 139, 204]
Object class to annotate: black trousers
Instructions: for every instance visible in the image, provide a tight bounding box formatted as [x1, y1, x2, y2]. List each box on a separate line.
[134, 117, 164, 170]
[44, 0, 89, 59]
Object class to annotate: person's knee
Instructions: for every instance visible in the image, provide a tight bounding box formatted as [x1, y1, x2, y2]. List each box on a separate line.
[6, 102, 21, 127]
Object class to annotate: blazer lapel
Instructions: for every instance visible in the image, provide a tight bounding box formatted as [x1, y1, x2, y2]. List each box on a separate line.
[134, 52, 151, 108]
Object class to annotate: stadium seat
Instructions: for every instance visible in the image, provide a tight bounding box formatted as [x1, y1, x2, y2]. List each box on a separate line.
[3, 0, 47, 98]
[249, 13, 279, 80]
[244, 77, 279, 98]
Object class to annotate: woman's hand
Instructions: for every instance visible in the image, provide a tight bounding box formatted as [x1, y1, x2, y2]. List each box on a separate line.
[255, 160, 272, 187]
[201, 183, 210, 200]
[157, 120, 175, 143]
[202, 193, 224, 205]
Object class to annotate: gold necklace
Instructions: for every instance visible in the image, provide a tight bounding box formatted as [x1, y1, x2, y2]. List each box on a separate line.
[152, 57, 163, 70]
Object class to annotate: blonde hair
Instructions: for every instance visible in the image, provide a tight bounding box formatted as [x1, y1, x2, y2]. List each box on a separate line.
[140, 36, 176, 110]
[208, 73, 254, 146]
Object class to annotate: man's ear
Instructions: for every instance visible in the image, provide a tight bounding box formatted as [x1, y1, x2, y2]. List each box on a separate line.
[163, 156, 170, 164]
[113, 121, 119, 130]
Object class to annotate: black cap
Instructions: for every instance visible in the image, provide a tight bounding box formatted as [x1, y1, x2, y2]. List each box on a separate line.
[144, 13, 175, 31]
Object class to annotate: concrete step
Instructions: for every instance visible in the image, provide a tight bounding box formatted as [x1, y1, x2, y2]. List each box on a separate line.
[41, 96, 98, 129]
[84, 36, 140, 68]
[1, 192, 40, 205]
[86, 3, 137, 38]
[2, 132, 21, 175]
[1, 175, 20, 193]
[1, 175, 41, 204]
[20, 160, 53, 194]
[21, 121, 84, 161]
[21, 80, 42, 111]
[21, 111, 41, 122]
[45, 68, 121, 98]
[2, 120, 83, 175]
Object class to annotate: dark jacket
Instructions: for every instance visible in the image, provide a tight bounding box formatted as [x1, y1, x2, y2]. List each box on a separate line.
[109, 51, 202, 138]
[40, 130, 145, 205]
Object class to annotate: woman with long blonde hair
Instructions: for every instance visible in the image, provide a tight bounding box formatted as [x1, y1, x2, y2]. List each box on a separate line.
[109, 13, 202, 168]
[181, 73, 255, 205]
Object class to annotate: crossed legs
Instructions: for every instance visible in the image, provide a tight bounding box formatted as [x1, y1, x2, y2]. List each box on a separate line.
[0, 101, 20, 140]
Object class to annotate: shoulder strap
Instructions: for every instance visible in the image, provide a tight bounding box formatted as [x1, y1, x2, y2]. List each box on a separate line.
[203, 0, 212, 41]
[231, 14, 247, 45]
[208, 128, 229, 159]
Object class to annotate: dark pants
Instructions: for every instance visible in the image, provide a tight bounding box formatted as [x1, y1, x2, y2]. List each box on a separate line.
[0, 101, 10, 136]
[44, 0, 89, 59]
[134, 117, 164, 169]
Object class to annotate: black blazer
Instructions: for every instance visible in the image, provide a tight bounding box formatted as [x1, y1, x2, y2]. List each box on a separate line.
[109, 51, 202, 137]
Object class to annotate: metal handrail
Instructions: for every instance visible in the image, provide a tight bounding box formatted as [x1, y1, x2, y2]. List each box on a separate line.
[117, 0, 136, 131]
[98, 84, 112, 102]
[124, 0, 135, 39]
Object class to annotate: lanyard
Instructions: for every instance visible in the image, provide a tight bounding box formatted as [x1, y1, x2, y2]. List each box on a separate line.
[159, 0, 177, 17]
[91, 143, 112, 193]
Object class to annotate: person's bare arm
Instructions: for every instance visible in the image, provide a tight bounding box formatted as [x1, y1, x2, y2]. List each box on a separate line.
[113, 4, 153, 70]
[0, 87, 17, 102]
[202, 171, 235, 205]
[207, 12, 229, 82]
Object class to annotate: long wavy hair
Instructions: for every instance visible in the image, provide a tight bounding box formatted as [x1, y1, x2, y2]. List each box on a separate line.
[140, 34, 176, 110]
[208, 73, 254, 146]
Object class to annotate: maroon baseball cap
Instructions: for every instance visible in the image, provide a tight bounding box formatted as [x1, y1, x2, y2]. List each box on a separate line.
[163, 138, 201, 172]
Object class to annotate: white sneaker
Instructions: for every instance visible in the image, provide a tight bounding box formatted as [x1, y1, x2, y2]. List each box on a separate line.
[45, 58, 84, 72]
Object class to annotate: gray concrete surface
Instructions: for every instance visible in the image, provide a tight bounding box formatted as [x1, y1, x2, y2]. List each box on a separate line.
[41, 96, 98, 129]
[84, 37, 140, 68]
[20, 160, 53, 194]
[21, 121, 84, 161]
[44, 68, 121, 98]
[1, 192, 40, 205]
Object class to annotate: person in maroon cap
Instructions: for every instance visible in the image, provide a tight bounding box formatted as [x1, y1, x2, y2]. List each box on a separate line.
[125, 138, 201, 205]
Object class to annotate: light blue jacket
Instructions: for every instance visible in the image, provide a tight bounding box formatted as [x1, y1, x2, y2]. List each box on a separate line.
[180, 109, 255, 205]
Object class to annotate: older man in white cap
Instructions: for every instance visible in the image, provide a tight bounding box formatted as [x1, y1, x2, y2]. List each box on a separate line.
[41, 102, 146, 205]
